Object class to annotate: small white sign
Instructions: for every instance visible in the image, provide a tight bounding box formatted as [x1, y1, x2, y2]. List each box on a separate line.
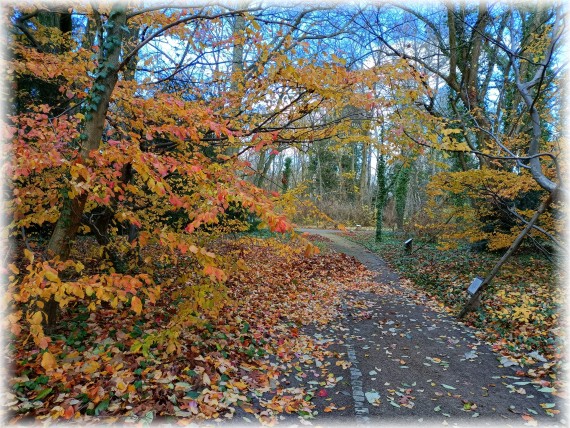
[467, 277, 484, 295]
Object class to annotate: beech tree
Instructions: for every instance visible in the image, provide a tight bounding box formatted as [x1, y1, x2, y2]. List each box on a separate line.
[7, 4, 393, 345]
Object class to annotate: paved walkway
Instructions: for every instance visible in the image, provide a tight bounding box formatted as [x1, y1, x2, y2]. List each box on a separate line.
[286, 229, 564, 426]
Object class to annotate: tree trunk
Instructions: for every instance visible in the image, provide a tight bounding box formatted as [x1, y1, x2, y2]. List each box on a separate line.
[395, 165, 410, 230]
[366, 143, 372, 189]
[225, 10, 246, 156]
[78, 20, 141, 264]
[375, 153, 387, 242]
[254, 149, 268, 187]
[317, 152, 324, 197]
[337, 157, 344, 199]
[45, 5, 127, 328]
[258, 151, 276, 189]
[360, 142, 368, 204]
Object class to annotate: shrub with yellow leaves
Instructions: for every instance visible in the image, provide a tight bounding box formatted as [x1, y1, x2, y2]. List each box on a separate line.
[424, 168, 557, 251]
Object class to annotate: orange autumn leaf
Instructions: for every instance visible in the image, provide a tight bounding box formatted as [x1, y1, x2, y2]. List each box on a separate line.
[63, 405, 75, 420]
[41, 351, 57, 371]
[131, 296, 142, 315]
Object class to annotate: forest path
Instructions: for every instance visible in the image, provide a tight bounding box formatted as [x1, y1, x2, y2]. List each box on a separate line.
[287, 228, 563, 426]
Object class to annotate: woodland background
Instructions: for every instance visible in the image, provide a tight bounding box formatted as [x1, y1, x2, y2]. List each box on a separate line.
[3, 1, 565, 423]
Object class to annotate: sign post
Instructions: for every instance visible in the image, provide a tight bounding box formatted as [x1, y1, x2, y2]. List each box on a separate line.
[467, 277, 484, 295]
[404, 238, 413, 253]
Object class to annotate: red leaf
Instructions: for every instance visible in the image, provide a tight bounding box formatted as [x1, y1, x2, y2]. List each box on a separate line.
[318, 389, 328, 397]
[63, 405, 74, 420]
[254, 140, 265, 152]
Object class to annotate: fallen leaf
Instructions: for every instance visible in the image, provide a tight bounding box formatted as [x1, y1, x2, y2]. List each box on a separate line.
[499, 356, 518, 367]
[441, 384, 456, 390]
[41, 352, 57, 371]
[81, 360, 100, 374]
[131, 296, 142, 315]
[203, 373, 211, 385]
[522, 414, 537, 426]
[35, 387, 53, 400]
[365, 390, 381, 404]
[63, 405, 74, 420]
[528, 351, 547, 363]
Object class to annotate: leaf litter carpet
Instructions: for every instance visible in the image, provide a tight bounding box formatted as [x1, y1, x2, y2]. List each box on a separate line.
[6, 233, 564, 426]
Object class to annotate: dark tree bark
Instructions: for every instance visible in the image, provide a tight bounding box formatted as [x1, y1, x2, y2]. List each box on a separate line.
[375, 153, 387, 242]
[45, 5, 127, 328]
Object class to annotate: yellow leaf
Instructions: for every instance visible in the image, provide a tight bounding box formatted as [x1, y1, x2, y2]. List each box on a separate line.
[41, 352, 57, 371]
[442, 128, 461, 136]
[304, 243, 319, 257]
[131, 296, 142, 315]
[45, 270, 59, 282]
[81, 360, 100, 374]
[24, 248, 34, 263]
[232, 380, 247, 390]
[8, 264, 19, 274]
[30, 311, 43, 325]
[115, 380, 127, 393]
[203, 373, 211, 385]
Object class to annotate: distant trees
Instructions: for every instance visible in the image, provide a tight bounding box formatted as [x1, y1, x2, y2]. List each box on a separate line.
[338, 3, 564, 251]
[245, 3, 564, 257]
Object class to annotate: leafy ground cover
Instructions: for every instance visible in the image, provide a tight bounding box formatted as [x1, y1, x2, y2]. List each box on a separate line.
[5, 234, 373, 424]
[342, 230, 564, 390]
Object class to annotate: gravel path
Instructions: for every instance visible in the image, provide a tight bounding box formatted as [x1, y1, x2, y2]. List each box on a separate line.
[289, 229, 564, 427]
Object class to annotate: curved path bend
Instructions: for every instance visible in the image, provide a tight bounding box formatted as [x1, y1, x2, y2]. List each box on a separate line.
[289, 229, 564, 427]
